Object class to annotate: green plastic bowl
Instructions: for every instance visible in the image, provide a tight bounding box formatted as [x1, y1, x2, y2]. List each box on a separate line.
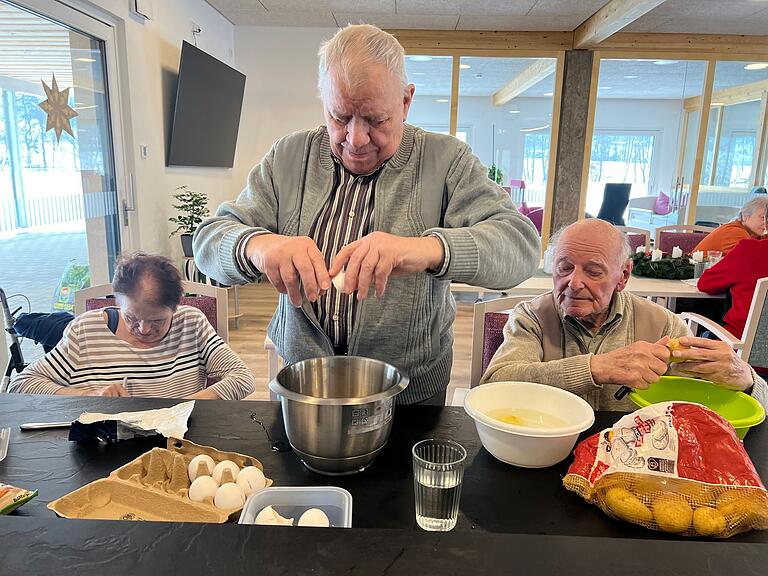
[628, 376, 766, 439]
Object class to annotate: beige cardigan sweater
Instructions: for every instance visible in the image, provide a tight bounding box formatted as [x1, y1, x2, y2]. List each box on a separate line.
[481, 291, 767, 411]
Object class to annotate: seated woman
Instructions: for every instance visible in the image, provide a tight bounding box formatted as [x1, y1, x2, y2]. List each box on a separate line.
[698, 237, 768, 340]
[10, 253, 256, 400]
[694, 196, 768, 255]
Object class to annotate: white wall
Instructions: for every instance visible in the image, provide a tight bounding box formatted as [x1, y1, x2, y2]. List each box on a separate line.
[71, 0, 238, 261]
[232, 26, 334, 190]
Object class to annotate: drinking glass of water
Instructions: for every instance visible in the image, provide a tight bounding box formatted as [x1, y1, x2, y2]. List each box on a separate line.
[412, 438, 467, 531]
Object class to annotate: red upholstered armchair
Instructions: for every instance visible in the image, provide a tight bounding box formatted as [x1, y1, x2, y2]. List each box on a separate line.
[654, 225, 716, 254]
[74, 281, 229, 342]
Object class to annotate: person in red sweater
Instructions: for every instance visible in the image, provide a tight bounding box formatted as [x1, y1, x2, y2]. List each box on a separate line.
[697, 238, 768, 339]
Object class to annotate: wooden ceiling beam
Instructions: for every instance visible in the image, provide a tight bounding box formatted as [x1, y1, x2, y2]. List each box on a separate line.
[684, 78, 768, 111]
[387, 29, 573, 52]
[492, 59, 556, 106]
[574, 0, 668, 48]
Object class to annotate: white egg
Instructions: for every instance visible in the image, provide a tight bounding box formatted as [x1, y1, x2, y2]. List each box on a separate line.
[187, 454, 216, 482]
[254, 505, 293, 526]
[214, 482, 245, 509]
[212, 460, 240, 485]
[188, 475, 218, 502]
[331, 270, 345, 292]
[298, 508, 330, 528]
[236, 466, 266, 496]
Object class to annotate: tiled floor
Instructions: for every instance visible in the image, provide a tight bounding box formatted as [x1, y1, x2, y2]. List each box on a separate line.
[0, 229, 88, 363]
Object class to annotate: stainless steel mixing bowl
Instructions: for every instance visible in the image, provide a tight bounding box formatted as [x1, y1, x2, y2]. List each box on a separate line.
[268, 356, 410, 475]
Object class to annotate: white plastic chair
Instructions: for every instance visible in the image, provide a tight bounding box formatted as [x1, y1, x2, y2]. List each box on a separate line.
[681, 277, 768, 368]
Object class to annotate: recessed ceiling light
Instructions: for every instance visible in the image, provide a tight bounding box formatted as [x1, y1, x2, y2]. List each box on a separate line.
[599, 86, 613, 90]
[711, 102, 725, 106]
[435, 98, 449, 103]
[459, 64, 471, 69]
[543, 92, 553, 96]
[410, 55, 433, 62]
[75, 57, 96, 62]
[520, 124, 551, 133]
[508, 110, 521, 113]
[653, 60, 678, 65]
[411, 72, 425, 76]
[623, 75, 638, 79]
[745, 63, 768, 70]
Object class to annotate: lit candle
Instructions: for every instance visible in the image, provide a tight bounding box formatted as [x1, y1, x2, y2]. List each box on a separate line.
[651, 249, 663, 262]
[635, 245, 645, 254]
[692, 250, 704, 263]
[671, 246, 683, 258]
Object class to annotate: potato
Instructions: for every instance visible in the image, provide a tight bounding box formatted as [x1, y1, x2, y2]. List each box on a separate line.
[667, 337, 690, 363]
[652, 494, 693, 533]
[693, 507, 727, 537]
[605, 487, 653, 524]
[716, 489, 768, 524]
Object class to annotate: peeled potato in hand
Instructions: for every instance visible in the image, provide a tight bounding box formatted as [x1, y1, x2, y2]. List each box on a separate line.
[605, 487, 653, 524]
[666, 338, 690, 363]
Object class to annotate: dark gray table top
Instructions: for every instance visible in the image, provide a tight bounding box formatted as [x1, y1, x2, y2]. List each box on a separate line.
[1, 395, 767, 574]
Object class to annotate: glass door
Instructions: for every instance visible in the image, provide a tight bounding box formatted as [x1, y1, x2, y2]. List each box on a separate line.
[695, 60, 768, 225]
[0, 0, 121, 361]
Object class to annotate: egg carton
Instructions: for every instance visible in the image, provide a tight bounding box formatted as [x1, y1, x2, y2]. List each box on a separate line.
[48, 438, 272, 523]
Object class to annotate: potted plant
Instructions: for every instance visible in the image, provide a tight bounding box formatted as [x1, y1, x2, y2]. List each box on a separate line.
[168, 185, 209, 257]
[488, 164, 504, 185]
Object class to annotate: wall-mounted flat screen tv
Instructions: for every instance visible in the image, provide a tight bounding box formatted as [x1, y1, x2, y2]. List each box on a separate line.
[167, 41, 246, 168]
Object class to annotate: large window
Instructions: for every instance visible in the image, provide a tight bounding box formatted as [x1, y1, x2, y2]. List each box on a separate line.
[523, 132, 550, 191]
[586, 132, 656, 217]
[585, 58, 707, 229]
[695, 61, 768, 224]
[0, 0, 122, 362]
[456, 56, 559, 230]
[404, 55, 453, 132]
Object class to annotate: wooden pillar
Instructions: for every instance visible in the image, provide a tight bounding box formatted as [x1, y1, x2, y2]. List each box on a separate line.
[549, 50, 595, 235]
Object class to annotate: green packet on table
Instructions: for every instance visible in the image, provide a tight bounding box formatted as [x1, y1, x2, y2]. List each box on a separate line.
[0, 482, 38, 515]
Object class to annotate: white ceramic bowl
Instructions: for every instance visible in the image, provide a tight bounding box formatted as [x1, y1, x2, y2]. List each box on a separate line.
[464, 381, 595, 468]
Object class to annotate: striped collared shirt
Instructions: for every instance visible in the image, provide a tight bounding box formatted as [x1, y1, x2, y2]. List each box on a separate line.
[310, 159, 380, 352]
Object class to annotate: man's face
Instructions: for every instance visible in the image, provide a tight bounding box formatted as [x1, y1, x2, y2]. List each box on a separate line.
[552, 231, 631, 326]
[322, 64, 414, 174]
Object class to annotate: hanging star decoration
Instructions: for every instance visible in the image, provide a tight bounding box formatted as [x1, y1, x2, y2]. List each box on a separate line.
[38, 73, 78, 143]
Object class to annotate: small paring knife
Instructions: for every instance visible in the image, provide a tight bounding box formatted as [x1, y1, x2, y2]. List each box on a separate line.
[19, 421, 72, 431]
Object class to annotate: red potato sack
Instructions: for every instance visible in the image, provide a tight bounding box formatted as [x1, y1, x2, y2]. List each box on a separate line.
[563, 402, 768, 538]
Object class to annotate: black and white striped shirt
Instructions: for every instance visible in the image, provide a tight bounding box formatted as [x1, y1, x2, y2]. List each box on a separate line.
[9, 306, 256, 400]
[309, 160, 379, 351]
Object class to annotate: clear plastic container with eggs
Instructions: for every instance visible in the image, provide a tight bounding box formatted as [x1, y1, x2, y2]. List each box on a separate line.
[239, 486, 353, 528]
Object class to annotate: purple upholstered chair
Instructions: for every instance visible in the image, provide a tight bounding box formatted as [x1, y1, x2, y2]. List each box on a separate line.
[655, 225, 716, 254]
[470, 295, 535, 388]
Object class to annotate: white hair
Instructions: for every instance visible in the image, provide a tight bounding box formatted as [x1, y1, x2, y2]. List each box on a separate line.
[738, 195, 768, 221]
[317, 24, 408, 95]
[549, 221, 632, 266]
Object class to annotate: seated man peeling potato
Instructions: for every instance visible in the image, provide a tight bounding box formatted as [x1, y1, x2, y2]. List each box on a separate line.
[482, 219, 767, 411]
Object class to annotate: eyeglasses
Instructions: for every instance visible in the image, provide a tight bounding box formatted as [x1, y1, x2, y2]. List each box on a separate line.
[123, 312, 169, 329]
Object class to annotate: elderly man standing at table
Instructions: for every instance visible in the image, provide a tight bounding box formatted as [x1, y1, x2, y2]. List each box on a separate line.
[482, 220, 767, 410]
[194, 24, 539, 405]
